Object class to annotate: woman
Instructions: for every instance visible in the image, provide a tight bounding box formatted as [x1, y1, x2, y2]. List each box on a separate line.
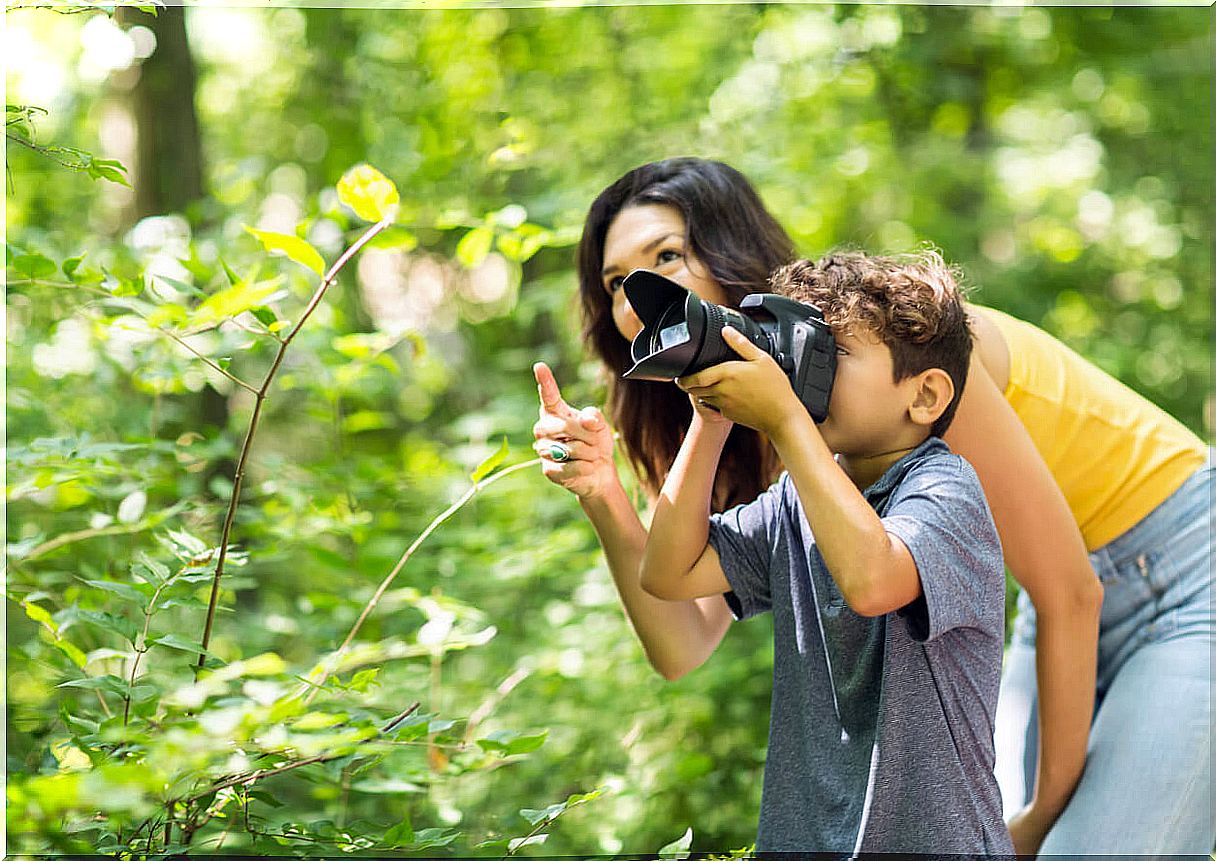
[531, 157, 1212, 856]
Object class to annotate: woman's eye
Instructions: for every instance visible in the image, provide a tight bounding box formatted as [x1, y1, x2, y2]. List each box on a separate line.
[607, 276, 625, 293]
[656, 249, 682, 265]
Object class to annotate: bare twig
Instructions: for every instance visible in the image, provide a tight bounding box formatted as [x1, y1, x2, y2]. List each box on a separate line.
[463, 667, 531, 744]
[152, 326, 259, 395]
[301, 458, 541, 701]
[196, 218, 393, 669]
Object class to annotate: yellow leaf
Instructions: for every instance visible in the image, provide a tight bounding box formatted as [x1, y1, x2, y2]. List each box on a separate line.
[243, 225, 326, 275]
[194, 278, 284, 326]
[337, 164, 400, 223]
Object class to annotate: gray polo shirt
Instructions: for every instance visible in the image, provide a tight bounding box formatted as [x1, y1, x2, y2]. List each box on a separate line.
[707, 437, 1012, 855]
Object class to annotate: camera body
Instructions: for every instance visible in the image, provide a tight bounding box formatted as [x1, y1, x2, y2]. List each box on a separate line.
[620, 269, 837, 423]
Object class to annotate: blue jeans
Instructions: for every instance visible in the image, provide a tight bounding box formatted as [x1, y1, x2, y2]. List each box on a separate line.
[994, 454, 1213, 857]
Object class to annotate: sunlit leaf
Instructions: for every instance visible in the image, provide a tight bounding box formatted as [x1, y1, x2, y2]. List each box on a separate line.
[456, 226, 493, 268]
[470, 437, 509, 483]
[23, 600, 57, 634]
[193, 277, 284, 326]
[658, 827, 694, 858]
[337, 163, 399, 222]
[243, 225, 326, 276]
[509, 834, 548, 852]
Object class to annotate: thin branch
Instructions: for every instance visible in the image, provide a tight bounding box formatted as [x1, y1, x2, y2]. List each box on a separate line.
[302, 458, 541, 701]
[5, 132, 87, 168]
[13, 520, 156, 565]
[152, 326, 259, 395]
[7, 277, 259, 393]
[463, 667, 531, 745]
[196, 218, 393, 669]
[180, 702, 419, 806]
[123, 577, 170, 725]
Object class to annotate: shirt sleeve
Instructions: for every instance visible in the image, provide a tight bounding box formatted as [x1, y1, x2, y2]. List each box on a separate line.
[881, 456, 1004, 643]
[706, 476, 785, 620]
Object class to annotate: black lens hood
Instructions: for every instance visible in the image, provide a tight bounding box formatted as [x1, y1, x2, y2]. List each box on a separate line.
[621, 269, 707, 381]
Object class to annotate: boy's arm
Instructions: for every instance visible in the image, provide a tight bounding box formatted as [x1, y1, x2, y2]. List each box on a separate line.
[771, 411, 923, 617]
[680, 328, 921, 617]
[638, 411, 734, 601]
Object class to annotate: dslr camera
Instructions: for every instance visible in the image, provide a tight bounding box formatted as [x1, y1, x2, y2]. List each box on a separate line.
[620, 269, 837, 423]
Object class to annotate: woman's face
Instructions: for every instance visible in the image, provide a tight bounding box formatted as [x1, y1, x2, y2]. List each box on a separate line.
[600, 204, 729, 343]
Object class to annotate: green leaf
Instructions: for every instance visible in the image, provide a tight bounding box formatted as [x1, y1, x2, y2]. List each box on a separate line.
[658, 827, 694, 858]
[83, 579, 147, 606]
[109, 275, 143, 298]
[193, 277, 284, 326]
[54, 639, 88, 668]
[63, 254, 105, 286]
[519, 802, 563, 826]
[470, 437, 509, 483]
[456, 226, 493, 268]
[58, 674, 129, 696]
[85, 157, 131, 187]
[293, 711, 347, 731]
[349, 668, 380, 692]
[366, 226, 418, 252]
[148, 633, 212, 656]
[243, 225, 326, 276]
[408, 828, 459, 850]
[382, 815, 413, 848]
[23, 600, 58, 634]
[509, 834, 549, 852]
[220, 259, 241, 286]
[337, 163, 400, 222]
[12, 253, 57, 280]
[154, 273, 206, 299]
[137, 552, 171, 581]
[478, 728, 547, 757]
[341, 410, 393, 434]
[251, 306, 278, 328]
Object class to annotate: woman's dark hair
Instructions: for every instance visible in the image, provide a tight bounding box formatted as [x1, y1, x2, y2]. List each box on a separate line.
[577, 158, 797, 510]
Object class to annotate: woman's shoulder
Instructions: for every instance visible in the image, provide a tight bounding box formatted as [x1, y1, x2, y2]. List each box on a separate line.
[965, 304, 1013, 393]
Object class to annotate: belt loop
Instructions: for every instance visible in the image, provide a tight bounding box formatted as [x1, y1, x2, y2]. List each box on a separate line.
[1136, 553, 1149, 579]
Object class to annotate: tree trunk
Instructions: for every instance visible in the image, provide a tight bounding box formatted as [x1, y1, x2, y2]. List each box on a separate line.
[116, 5, 206, 217]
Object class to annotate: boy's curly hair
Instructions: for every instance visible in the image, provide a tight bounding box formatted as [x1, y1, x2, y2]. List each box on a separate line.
[769, 249, 972, 437]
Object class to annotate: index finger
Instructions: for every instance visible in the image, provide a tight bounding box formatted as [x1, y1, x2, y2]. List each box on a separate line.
[533, 362, 572, 415]
[678, 365, 727, 390]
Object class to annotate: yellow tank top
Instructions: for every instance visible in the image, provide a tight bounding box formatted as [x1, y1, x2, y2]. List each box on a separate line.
[973, 305, 1207, 551]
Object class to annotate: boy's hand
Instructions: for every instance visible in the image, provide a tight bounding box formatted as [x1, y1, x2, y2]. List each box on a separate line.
[677, 326, 805, 438]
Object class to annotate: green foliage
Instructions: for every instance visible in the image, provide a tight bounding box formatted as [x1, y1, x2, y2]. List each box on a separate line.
[6, 3, 1209, 856]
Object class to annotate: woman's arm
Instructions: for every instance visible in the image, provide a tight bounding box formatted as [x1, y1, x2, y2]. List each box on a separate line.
[943, 351, 1104, 849]
[533, 363, 732, 681]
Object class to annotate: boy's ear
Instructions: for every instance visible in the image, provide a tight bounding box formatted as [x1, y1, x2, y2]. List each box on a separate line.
[907, 368, 954, 428]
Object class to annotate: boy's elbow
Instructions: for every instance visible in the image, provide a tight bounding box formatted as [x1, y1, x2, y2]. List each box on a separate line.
[844, 587, 890, 618]
[840, 570, 898, 617]
[654, 658, 692, 682]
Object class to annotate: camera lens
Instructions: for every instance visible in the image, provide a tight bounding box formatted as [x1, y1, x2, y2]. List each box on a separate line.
[651, 302, 691, 354]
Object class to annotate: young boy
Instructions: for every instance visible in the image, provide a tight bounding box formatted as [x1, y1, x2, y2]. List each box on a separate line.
[638, 251, 1013, 855]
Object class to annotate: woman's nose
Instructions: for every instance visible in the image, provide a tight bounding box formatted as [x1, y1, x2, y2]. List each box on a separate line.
[616, 296, 643, 342]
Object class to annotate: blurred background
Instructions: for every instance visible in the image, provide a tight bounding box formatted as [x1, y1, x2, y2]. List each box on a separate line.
[6, 2, 1210, 855]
